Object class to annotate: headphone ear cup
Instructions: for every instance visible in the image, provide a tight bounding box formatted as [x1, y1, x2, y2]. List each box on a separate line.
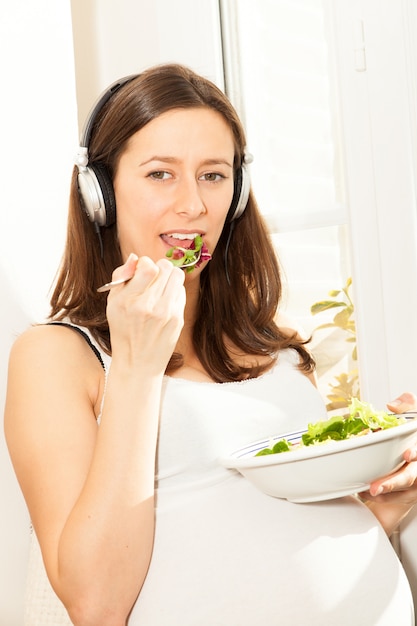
[228, 162, 251, 222]
[91, 163, 116, 227]
[75, 75, 138, 230]
[77, 163, 116, 227]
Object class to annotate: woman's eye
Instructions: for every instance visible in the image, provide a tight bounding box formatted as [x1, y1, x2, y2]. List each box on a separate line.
[201, 172, 224, 182]
[149, 171, 170, 180]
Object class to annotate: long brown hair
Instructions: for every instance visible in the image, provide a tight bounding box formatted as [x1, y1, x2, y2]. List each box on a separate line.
[50, 63, 315, 381]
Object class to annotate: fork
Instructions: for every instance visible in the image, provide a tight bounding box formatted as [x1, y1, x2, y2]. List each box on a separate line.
[96, 249, 202, 292]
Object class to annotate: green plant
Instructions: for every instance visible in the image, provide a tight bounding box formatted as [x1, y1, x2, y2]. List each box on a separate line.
[310, 277, 360, 411]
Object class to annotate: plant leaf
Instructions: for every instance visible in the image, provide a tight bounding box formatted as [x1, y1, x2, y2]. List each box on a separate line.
[311, 300, 347, 315]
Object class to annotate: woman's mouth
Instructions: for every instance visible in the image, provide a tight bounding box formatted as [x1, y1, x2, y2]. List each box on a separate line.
[160, 232, 202, 249]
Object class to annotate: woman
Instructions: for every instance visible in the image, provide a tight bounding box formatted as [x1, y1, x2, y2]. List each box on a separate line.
[5, 63, 417, 625]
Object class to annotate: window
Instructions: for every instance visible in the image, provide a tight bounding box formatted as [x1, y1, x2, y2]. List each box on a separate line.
[220, 0, 355, 407]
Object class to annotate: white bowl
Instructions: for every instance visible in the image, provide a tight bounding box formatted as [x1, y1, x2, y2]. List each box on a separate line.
[219, 414, 417, 503]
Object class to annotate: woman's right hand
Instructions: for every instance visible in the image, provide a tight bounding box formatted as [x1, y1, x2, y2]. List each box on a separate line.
[105, 253, 186, 373]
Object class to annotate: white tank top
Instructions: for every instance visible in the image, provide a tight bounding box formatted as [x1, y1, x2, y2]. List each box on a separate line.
[24, 326, 414, 625]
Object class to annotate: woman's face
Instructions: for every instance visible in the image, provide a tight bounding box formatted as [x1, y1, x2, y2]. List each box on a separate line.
[113, 107, 235, 274]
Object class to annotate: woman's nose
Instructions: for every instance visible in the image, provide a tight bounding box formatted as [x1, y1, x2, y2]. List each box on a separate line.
[175, 177, 206, 216]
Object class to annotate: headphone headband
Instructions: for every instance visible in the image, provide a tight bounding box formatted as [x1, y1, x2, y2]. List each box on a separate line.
[78, 74, 139, 157]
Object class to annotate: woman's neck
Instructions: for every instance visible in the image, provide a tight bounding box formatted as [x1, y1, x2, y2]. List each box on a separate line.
[169, 278, 214, 381]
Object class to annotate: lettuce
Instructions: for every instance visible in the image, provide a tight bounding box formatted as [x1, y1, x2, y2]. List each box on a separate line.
[166, 235, 211, 273]
[255, 399, 405, 456]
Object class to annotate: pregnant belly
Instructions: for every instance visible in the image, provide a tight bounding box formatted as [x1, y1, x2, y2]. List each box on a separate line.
[129, 475, 413, 626]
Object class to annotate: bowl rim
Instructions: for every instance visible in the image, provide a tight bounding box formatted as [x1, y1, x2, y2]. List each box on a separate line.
[219, 413, 417, 470]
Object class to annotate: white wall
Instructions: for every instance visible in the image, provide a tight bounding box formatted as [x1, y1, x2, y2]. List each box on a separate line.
[0, 276, 31, 626]
[0, 3, 78, 323]
[70, 0, 224, 130]
[0, 2, 78, 624]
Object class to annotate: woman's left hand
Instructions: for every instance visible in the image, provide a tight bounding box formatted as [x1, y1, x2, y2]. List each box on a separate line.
[362, 393, 417, 534]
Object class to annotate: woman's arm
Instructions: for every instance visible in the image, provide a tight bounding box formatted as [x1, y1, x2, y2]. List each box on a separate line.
[4, 256, 185, 626]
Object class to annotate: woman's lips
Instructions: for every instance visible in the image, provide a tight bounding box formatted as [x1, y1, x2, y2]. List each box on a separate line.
[160, 232, 201, 248]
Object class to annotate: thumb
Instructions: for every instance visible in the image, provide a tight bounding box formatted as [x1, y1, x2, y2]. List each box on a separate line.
[387, 392, 417, 413]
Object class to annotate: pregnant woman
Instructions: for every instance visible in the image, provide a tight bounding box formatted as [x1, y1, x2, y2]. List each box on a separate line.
[5, 63, 417, 625]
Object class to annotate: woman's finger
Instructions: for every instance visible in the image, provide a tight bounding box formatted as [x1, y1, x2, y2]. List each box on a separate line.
[368, 460, 417, 497]
[97, 253, 139, 292]
[387, 392, 417, 413]
[109, 255, 161, 297]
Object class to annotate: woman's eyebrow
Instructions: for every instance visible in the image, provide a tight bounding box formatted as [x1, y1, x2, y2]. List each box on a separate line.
[202, 158, 234, 168]
[139, 156, 233, 168]
[139, 156, 177, 166]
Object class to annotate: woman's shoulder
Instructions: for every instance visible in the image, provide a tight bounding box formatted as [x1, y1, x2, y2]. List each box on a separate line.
[9, 322, 105, 377]
[7, 322, 106, 418]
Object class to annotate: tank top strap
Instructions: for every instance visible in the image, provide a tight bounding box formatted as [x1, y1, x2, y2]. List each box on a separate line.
[47, 321, 107, 371]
